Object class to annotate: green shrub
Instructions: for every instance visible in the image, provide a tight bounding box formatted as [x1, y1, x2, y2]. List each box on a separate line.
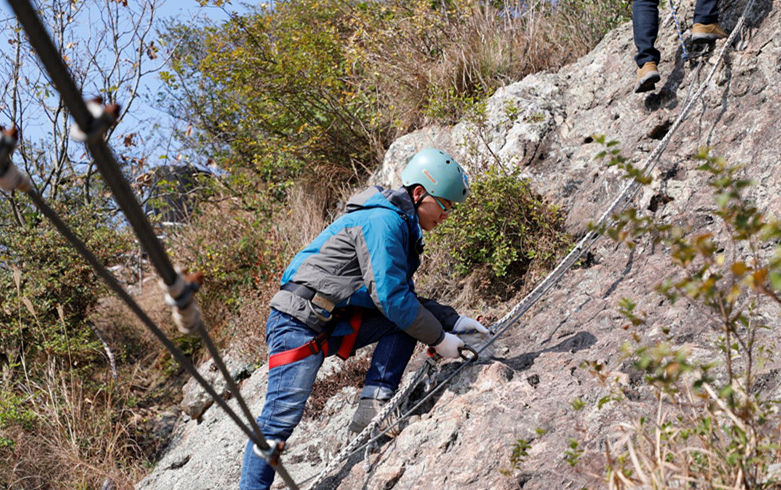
[576, 144, 781, 488]
[429, 166, 571, 287]
[0, 389, 36, 451]
[161, 1, 376, 191]
[0, 203, 133, 373]
[165, 0, 633, 193]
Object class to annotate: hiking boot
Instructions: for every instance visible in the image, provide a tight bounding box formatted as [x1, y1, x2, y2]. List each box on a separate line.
[635, 62, 661, 93]
[691, 23, 728, 43]
[347, 398, 401, 438]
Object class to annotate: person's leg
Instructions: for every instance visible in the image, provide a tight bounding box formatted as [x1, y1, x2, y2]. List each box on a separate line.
[693, 0, 719, 25]
[338, 312, 417, 436]
[633, 0, 662, 68]
[351, 313, 417, 400]
[240, 310, 324, 490]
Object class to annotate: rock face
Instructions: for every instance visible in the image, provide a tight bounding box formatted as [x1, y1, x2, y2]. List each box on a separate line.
[180, 353, 254, 420]
[136, 1, 781, 489]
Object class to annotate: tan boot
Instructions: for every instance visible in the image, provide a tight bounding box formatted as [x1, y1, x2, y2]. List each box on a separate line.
[691, 23, 728, 43]
[635, 62, 660, 94]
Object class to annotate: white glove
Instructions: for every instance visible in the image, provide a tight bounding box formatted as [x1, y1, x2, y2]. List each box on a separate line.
[453, 316, 494, 360]
[431, 332, 464, 359]
[453, 316, 489, 335]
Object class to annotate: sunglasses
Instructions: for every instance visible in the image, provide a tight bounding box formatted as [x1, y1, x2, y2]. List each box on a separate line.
[430, 194, 456, 213]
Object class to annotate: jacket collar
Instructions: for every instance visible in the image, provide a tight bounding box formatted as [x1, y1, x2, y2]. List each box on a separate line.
[346, 186, 424, 250]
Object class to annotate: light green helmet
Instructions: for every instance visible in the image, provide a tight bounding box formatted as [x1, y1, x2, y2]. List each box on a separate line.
[400, 148, 470, 203]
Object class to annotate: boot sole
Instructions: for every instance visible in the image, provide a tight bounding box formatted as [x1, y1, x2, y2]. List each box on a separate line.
[635, 73, 661, 93]
[691, 34, 726, 43]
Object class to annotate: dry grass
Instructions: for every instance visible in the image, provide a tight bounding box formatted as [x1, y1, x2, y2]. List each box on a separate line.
[0, 277, 194, 489]
[275, 183, 332, 255]
[344, 0, 629, 133]
[603, 386, 781, 490]
[0, 360, 148, 490]
[304, 356, 372, 420]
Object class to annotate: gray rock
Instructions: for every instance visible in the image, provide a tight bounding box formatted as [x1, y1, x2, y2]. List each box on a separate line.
[181, 353, 255, 420]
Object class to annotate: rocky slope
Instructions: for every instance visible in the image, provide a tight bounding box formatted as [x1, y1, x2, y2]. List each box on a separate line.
[137, 1, 780, 488]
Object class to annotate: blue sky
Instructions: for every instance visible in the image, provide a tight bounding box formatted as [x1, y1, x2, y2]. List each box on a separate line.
[0, 0, 254, 170]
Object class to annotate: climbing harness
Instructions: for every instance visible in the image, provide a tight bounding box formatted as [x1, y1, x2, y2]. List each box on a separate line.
[281, 281, 336, 322]
[268, 309, 363, 369]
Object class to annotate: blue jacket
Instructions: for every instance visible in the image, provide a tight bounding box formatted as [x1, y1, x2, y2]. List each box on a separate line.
[269, 186, 454, 345]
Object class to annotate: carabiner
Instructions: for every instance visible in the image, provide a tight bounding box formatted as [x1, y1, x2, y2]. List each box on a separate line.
[427, 345, 479, 362]
[458, 345, 479, 362]
[426, 346, 441, 360]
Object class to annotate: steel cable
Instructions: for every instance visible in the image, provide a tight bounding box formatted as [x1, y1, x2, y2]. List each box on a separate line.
[5, 0, 300, 487]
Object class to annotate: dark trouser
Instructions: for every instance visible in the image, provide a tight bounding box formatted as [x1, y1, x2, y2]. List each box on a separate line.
[239, 308, 417, 490]
[633, 0, 721, 68]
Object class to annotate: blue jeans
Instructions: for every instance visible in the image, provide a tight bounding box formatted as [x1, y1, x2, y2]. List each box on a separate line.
[239, 308, 417, 490]
[633, 0, 720, 67]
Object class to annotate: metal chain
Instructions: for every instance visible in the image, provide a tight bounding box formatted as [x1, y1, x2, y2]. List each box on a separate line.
[301, 359, 438, 490]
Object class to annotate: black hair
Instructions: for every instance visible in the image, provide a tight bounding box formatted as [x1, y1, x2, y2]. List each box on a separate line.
[405, 184, 427, 209]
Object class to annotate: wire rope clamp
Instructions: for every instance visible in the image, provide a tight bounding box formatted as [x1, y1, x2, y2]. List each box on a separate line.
[70, 97, 120, 143]
[160, 268, 204, 334]
[0, 126, 31, 193]
[252, 439, 286, 467]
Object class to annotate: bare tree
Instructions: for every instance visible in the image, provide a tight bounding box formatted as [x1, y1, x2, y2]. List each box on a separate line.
[0, 0, 166, 216]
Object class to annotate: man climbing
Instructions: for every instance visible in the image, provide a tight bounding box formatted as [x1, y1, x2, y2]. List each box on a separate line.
[634, 0, 728, 93]
[240, 148, 490, 490]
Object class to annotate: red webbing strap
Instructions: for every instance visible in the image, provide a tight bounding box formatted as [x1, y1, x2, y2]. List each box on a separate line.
[336, 309, 363, 360]
[268, 332, 329, 370]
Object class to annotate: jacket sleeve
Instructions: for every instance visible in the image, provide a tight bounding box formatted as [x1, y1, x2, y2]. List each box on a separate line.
[418, 297, 459, 332]
[353, 215, 444, 345]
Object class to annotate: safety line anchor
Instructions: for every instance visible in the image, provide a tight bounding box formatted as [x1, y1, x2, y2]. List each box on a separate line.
[70, 97, 120, 143]
[253, 439, 286, 467]
[160, 268, 204, 333]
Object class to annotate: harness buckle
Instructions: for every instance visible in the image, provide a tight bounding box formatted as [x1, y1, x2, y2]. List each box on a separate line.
[310, 292, 335, 312]
[309, 333, 328, 356]
[307, 300, 333, 323]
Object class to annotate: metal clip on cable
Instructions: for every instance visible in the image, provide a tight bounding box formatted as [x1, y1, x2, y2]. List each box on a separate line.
[426, 345, 479, 362]
[0, 127, 31, 193]
[160, 269, 204, 333]
[70, 98, 120, 143]
[253, 440, 286, 467]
